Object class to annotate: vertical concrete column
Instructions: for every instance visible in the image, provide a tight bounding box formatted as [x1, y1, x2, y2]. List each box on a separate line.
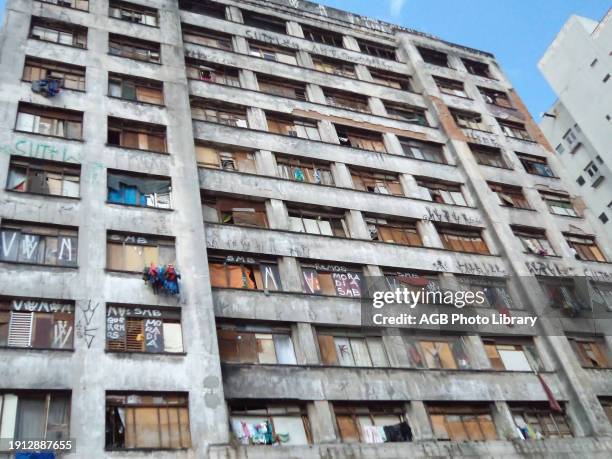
[405, 401, 434, 440]
[533, 335, 557, 372]
[308, 401, 338, 443]
[382, 133, 404, 155]
[492, 401, 522, 440]
[293, 322, 319, 365]
[317, 120, 339, 144]
[331, 162, 354, 188]
[354, 64, 372, 81]
[247, 107, 268, 131]
[297, 50, 314, 68]
[239, 69, 259, 91]
[342, 35, 361, 52]
[368, 97, 387, 117]
[460, 183, 477, 207]
[286, 21, 304, 38]
[481, 229, 500, 256]
[278, 256, 304, 293]
[265, 198, 289, 230]
[383, 335, 411, 367]
[306, 83, 326, 104]
[418, 221, 444, 249]
[226, 5, 243, 22]
[232, 36, 250, 55]
[255, 149, 277, 176]
[345, 209, 369, 239]
[464, 335, 490, 370]
[400, 174, 423, 199]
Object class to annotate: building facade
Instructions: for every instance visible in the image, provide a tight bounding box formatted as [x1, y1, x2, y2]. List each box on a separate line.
[0, 1, 611, 458]
[539, 11, 612, 226]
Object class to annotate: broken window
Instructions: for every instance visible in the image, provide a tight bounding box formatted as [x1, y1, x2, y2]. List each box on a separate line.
[384, 103, 428, 125]
[109, 0, 158, 27]
[108, 73, 164, 105]
[302, 25, 343, 47]
[186, 59, 240, 87]
[107, 171, 171, 209]
[400, 138, 446, 163]
[369, 68, 413, 91]
[567, 336, 610, 368]
[539, 279, 586, 314]
[16, 102, 83, 140]
[195, 144, 256, 172]
[178, 0, 226, 18]
[350, 168, 403, 196]
[30, 17, 87, 48]
[428, 404, 497, 441]
[257, 75, 306, 100]
[335, 126, 386, 153]
[23, 56, 86, 91]
[418, 47, 449, 67]
[182, 25, 232, 51]
[437, 226, 490, 254]
[356, 38, 396, 61]
[0, 391, 70, 441]
[248, 41, 297, 65]
[498, 120, 532, 141]
[591, 283, 612, 311]
[109, 33, 160, 63]
[451, 109, 489, 131]
[7, 157, 80, 198]
[0, 221, 78, 266]
[456, 277, 517, 310]
[434, 76, 467, 97]
[276, 156, 334, 185]
[301, 263, 362, 297]
[478, 86, 512, 108]
[288, 207, 347, 237]
[242, 10, 287, 34]
[405, 336, 471, 369]
[564, 234, 606, 262]
[324, 88, 369, 112]
[416, 179, 467, 206]
[217, 323, 296, 365]
[229, 402, 310, 445]
[202, 196, 267, 228]
[383, 270, 441, 298]
[106, 305, 183, 353]
[317, 330, 389, 367]
[333, 404, 410, 443]
[462, 58, 493, 78]
[106, 232, 175, 273]
[266, 114, 320, 140]
[208, 253, 282, 291]
[191, 99, 248, 128]
[312, 55, 355, 78]
[107, 117, 167, 152]
[470, 144, 508, 168]
[105, 392, 191, 449]
[539, 191, 579, 217]
[510, 403, 571, 439]
[39, 0, 89, 10]
[366, 217, 422, 247]
[0, 297, 74, 349]
[483, 339, 541, 371]
[516, 152, 555, 177]
[512, 227, 554, 256]
[488, 182, 531, 209]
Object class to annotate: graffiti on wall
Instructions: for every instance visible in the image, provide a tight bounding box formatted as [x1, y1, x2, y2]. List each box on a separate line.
[422, 206, 482, 225]
[76, 300, 99, 349]
[525, 261, 573, 277]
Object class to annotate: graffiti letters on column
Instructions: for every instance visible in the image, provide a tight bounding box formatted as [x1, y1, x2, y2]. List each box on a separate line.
[76, 300, 100, 349]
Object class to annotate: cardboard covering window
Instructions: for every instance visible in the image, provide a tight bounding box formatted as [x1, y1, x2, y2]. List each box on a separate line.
[420, 341, 457, 369]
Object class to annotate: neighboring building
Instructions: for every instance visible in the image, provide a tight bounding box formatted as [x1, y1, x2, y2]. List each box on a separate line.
[539, 11, 612, 225]
[0, 1, 611, 458]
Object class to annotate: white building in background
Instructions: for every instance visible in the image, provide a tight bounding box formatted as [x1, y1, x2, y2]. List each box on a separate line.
[539, 10, 612, 225]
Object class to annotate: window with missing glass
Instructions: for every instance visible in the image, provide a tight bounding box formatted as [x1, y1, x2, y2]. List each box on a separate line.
[276, 156, 334, 185]
[23, 56, 86, 91]
[287, 207, 348, 237]
[567, 336, 610, 368]
[7, 157, 80, 198]
[470, 145, 508, 168]
[482, 338, 541, 371]
[16, 103, 83, 140]
[208, 253, 282, 291]
[108, 73, 163, 104]
[350, 168, 403, 195]
[195, 144, 256, 172]
[109, 0, 158, 27]
[400, 138, 446, 163]
[510, 403, 572, 439]
[217, 323, 297, 364]
[416, 179, 467, 206]
[365, 217, 422, 247]
[202, 196, 268, 228]
[488, 182, 531, 209]
[512, 227, 554, 256]
[317, 329, 389, 367]
[109, 33, 160, 63]
[564, 234, 606, 262]
[437, 226, 490, 254]
[107, 117, 167, 152]
[30, 17, 87, 48]
[106, 232, 175, 273]
[182, 25, 232, 51]
[186, 59, 240, 87]
[191, 100, 248, 128]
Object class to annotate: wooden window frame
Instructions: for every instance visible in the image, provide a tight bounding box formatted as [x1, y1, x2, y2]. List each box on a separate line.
[356, 39, 396, 60]
[208, 254, 282, 291]
[324, 88, 369, 113]
[369, 68, 412, 91]
[366, 217, 422, 247]
[510, 404, 572, 438]
[336, 126, 386, 153]
[202, 196, 268, 228]
[248, 41, 297, 65]
[276, 156, 334, 185]
[438, 226, 490, 254]
[242, 10, 286, 34]
[478, 87, 512, 108]
[106, 232, 175, 273]
[350, 168, 403, 196]
[108, 73, 164, 105]
[400, 139, 446, 164]
[301, 263, 363, 297]
[452, 109, 489, 132]
[488, 182, 531, 209]
[302, 25, 343, 47]
[109, 0, 159, 27]
[312, 55, 355, 78]
[428, 404, 497, 441]
[434, 76, 467, 98]
[107, 117, 167, 153]
[470, 145, 507, 168]
[416, 179, 467, 206]
[499, 120, 532, 141]
[217, 323, 296, 365]
[178, 0, 225, 18]
[182, 25, 232, 51]
[334, 404, 405, 443]
[3, 391, 71, 441]
[22, 56, 86, 91]
[257, 74, 306, 100]
[16, 102, 83, 140]
[7, 157, 80, 198]
[384, 103, 428, 126]
[564, 234, 606, 262]
[30, 17, 87, 48]
[287, 208, 348, 237]
[108, 33, 160, 63]
[38, 0, 89, 11]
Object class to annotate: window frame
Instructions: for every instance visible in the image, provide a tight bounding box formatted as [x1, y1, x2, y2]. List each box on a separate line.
[6, 157, 80, 198]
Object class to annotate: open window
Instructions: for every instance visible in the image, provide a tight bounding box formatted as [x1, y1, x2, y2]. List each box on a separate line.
[369, 68, 412, 91]
[248, 41, 297, 65]
[109, 0, 158, 27]
[482, 338, 541, 371]
[366, 217, 422, 247]
[384, 103, 428, 125]
[191, 99, 248, 127]
[39, 0, 89, 10]
[335, 125, 386, 153]
[470, 144, 508, 168]
[186, 59, 240, 87]
[510, 403, 572, 439]
[539, 191, 579, 217]
[539, 279, 586, 314]
[276, 156, 334, 185]
[334, 404, 411, 443]
[324, 88, 369, 112]
[23, 56, 86, 91]
[107, 171, 171, 209]
[208, 252, 282, 291]
[428, 404, 497, 441]
[451, 109, 489, 131]
[242, 10, 286, 34]
[195, 144, 256, 172]
[512, 226, 554, 256]
[287, 206, 348, 237]
[16, 102, 83, 140]
[434, 76, 467, 98]
[178, 0, 226, 18]
[106, 232, 175, 273]
[437, 225, 490, 254]
[416, 178, 467, 205]
[478, 86, 512, 108]
[182, 25, 232, 51]
[382, 270, 441, 298]
[462, 58, 493, 78]
[457, 277, 516, 310]
[418, 47, 449, 67]
[108, 73, 164, 105]
[406, 336, 471, 369]
[266, 114, 320, 140]
[498, 120, 532, 141]
[109, 33, 160, 63]
[7, 157, 80, 198]
[202, 196, 267, 228]
[516, 152, 555, 177]
[312, 55, 355, 78]
[257, 74, 306, 100]
[107, 117, 167, 152]
[301, 262, 363, 297]
[217, 322, 296, 365]
[567, 336, 610, 368]
[400, 138, 446, 163]
[488, 182, 531, 209]
[302, 24, 343, 47]
[30, 17, 87, 48]
[356, 38, 396, 60]
[564, 234, 606, 262]
[317, 329, 389, 367]
[350, 168, 403, 196]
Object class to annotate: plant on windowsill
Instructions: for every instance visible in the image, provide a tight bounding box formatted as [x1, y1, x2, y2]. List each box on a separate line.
[142, 263, 181, 295]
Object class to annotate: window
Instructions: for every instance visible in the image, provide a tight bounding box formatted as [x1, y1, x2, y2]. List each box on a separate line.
[16, 102, 83, 140]
[107, 171, 171, 209]
[302, 25, 343, 47]
[369, 68, 412, 91]
[196, 144, 256, 172]
[539, 191, 579, 217]
[191, 100, 248, 128]
[350, 168, 403, 196]
[438, 226, 490, 254]
[288, 207, 348, 237]
[488, 182, 531, 209]
[202, 196, 267, 228]
[301, 263, 362, 297]
[555, 144, 565, 154]
[266, 115, 320, 140]
[23, 56, 86, 91]
[106, 232, 175, 273]
[567, 336, 609, 368]
[418, 47, 449, 67]
[384, 103, 428, 126]
[208, 253, 282, 291]
[276, 156, 333, 185]
[0, 297, 74, 349]
[178, 0, 225, 18]
[0, 221, 77, 266]
[356, 38, 396, 60]
[434, 76, 467, 97]
[106, 305, 183, 353]
[249, 41, 297, 65]
[334, 404, 410, 443]
[108, 73, 163, 104]
[6, 157, 80, 198]
[540, 280, 586, 314]
[562, 129, 577, 145]
[0, 391, 70, 441]
[592, 283, 612, 310]
[182, 25, 232, 51]
[109, 34, 160, 63]
[366, 217, 422, 247]
[483, 339, 540, 371]
[584, 161, 599, 177]
[510, 404, 571, 439]
[324, 88, 369, 112]
[512, 227, 554, 256]
[428, 404, 497, 441]
[576, 175, 585, 186]
[106, 392, 191, 449]
[416, 179, 467, 206]
[516, 153, 555, 177]
[312, 55, 355, 78]
[109, 1, 158, 27]
[478, 87, 512, 108]
[498, 120, 532, 141]
[564, 234, 606, 262]
[230, 402, 310, 445]
[242, 10, 286, 34]
[600, 398, 612, 424]
[258, 75, 306, 100]
[407, 337, 471, 369]
[462, 58, 493, 78]
[457, 277, 516, 310]
[470, 145, 507, 168]
[186, 60, 240, 87]
[383, 270, 441, 298]
[217, 323, 296, 364]
[335, 126, 386, 153]
[107, 117, 167, 153]
[30, 17, 87, 48]
[400, 138, 446, 163]
[451, 109, 489, 131]
[317, 330, 389, 367]
[39, 0, 88, 10]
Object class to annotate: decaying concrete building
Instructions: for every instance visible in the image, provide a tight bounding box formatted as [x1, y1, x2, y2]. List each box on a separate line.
[0, 1, 612, 458]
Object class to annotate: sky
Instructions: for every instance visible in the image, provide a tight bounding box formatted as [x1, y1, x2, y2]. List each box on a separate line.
[0, 0, 608, 118]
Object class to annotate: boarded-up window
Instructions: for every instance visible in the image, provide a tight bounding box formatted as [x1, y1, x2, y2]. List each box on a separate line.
[109, 73, 163, 104]
[182, 25, 232, 50]
[109, 0, 159, 27]
[7, 157, 80, 198]
[564, 234, 606, 262]
[438, 226, 490, 255]
[317, 331, 388, 367]
[416, 179, 466, 205]
[4, 391, 71, 441]
[106, 232, 175, 272]
[366, 217, 421, 246]
[186, 58, 240, 87]
[196, 145, 256, 173]
[249, 41, 297, 65]
[217, 324, 296, 364]
[203, 197, 267, 228]
[312, 55, 355, 78]
[400, 138, 446, 163]
[208, 254, 281, 291]
[301, 264, 362, 297]
[488, 182, 531, 209]
[568, 337, 610, 368]
[333, 404, 408, 443]
[23, 56, 86, 91]
[350, 168, 403, 196]
[107, 117, 167, 153]
[266, 115, 321, 140]
[483, 340, 539, 371]
[288, 208, 347, 237]
[336, 126, 386, 153]
[428, 404, 497, 441]
[369, 68, 412, 91]
[403, 336, 470, 369]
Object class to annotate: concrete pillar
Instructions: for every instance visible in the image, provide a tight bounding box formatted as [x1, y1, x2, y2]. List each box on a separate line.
[382, 132, 404, 155]
[406, 401, 434, 440]
[226, 5, 243, 22]
[265, 199, 289, 230]
[354, 64, 372, 81]
[278, 257, 304, 293]
[342, 35, 360, 52]
[317, 120, 340, 144]
[383, 335, 410, 368]
[464, 335, 490, 370]
[248, 107, 268, 131]
[308, 400, 338, 443]
[239, 69, 259, 91]
[232, 36, 250, 55]
[296, 50, 314, 68]
[533, 335, 557, 372]
[306, 83, 326, 104]
[368, 97, 387, 117]
[255, 149, 277, 176]
[345, 209, 369, 239]
[293, 322, 319, 365]
[492, 401, 522, 440]
[481, 229, 500, 256]
[418, 221, 444, 249]
[286, 21, 304, 38]
[400, 174, 423, 199]
[331, 162, 354, 188]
